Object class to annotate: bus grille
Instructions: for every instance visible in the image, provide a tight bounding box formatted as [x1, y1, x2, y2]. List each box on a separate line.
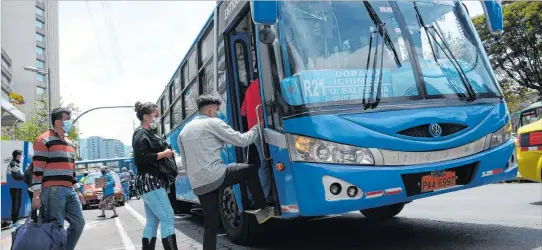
[397, 123, 468, 138]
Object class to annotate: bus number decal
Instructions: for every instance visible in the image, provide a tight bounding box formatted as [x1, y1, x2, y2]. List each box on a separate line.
[303, 79, 325, 97]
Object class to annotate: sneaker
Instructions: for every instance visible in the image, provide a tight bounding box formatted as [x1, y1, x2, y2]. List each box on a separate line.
[253, 206, 275, 224]
[97, 215, 106, 218]
[111, 214, 118, 219]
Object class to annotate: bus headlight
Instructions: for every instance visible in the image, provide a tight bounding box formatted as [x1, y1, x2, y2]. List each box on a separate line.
[489, 121, 512, 148]
[286, 134, 374, 165]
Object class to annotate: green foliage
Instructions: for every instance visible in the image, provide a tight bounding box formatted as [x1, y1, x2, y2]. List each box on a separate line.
[12, 99, 81, 143]
[500, 79, 531, 113]
[472, 2, 542, 98]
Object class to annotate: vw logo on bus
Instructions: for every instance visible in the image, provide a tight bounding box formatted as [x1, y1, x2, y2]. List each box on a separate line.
[429, 123, 442, 137]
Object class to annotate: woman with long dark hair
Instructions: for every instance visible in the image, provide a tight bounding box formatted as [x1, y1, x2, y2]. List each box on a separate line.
[132, 101, 178, 250]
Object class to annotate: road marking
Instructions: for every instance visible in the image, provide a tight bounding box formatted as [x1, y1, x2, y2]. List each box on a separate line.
[124, 203, 161, 238]
[428, 197, 476, 200]
[83, 220, 102, 231]
[115, 217, 135, 250]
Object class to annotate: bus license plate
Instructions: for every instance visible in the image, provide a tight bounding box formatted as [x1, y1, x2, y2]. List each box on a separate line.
[421, 171, 456, 192]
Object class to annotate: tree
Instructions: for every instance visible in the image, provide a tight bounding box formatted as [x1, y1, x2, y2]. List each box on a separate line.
[7, 99, 81, 143]
[500, 79, 531, 113]
[472, 2, 542, 98]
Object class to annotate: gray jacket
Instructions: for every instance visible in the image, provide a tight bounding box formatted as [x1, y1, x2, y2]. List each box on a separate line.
[178, 114, 260, 195]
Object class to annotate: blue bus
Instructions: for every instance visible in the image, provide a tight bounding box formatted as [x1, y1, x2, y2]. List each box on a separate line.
[75, 157, 136, 180]
[156, 0, 515, 244]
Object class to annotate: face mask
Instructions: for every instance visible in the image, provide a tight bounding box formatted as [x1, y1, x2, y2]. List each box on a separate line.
[62, 120, 74, 134]
[101, 171, 106, 175]
[150, 117, 160, 129]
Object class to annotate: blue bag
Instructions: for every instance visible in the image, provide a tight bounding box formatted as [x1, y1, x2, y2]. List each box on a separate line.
[11, 211, 67, 250]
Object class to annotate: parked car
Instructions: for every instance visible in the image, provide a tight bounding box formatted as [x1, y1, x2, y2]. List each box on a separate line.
[81, 171, 125, 210]
[515, 103, 542, 182]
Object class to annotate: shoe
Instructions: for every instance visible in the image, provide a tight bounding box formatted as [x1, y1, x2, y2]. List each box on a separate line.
[253, 206, 275, 224]
[111, 214, 118, 219]
[161, 234, 178, 250]
[142, 237, 156, 250]
[97, 215, 106, 218]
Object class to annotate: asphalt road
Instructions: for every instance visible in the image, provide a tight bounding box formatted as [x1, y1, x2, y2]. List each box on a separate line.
[2, 183, 541, 250]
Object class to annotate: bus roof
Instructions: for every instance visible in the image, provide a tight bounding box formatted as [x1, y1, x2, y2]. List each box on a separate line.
[75, 157, 133, 164]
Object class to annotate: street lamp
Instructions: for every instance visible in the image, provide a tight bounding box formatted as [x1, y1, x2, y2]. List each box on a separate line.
[24, 66, 52, 128]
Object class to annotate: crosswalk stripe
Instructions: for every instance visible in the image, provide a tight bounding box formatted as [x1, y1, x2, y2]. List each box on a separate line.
[115, 217, 135, 250]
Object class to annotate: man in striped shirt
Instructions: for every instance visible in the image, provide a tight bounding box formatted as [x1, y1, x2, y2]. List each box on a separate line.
[31, 107, 85, 250]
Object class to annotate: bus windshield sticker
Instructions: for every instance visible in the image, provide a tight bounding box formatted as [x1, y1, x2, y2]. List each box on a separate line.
[280, 69, 393, 106]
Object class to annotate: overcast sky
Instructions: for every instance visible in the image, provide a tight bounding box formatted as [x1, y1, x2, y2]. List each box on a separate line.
[59, 1, 484, 146]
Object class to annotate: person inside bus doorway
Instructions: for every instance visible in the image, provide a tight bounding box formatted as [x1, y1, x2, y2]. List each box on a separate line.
[8, 149, 25, 226]
[178, 94, 275, 250]
[240, 78, 273, 204]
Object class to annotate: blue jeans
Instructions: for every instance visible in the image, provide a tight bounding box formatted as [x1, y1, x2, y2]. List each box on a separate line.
[255, 142, 272, 201]
[41, 186, 85, 250]
[121, 182, 130, 200]
[141, 188, 175, 239]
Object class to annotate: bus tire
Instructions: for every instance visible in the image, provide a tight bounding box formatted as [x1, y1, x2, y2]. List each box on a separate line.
[218, 187, 253, 245]
[360, 203, 405, 221]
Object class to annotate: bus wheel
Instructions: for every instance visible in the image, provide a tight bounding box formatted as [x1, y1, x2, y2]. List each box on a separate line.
[218, 187, 252, 245]
[360, 203, 405, 221]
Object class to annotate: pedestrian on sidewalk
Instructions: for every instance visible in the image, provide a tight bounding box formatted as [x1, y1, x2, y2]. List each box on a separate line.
[132, 101, 178, 250]
[23, 162, 38, 221]
[8, 149, 25, 226]
[119, 167, 131, 201]
[178, 94, 275, 250]
[31, 107, 85, 250]
[97, 166, 119, 219]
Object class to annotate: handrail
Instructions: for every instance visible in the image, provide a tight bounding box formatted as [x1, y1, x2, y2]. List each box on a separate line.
[255, 104, 272, 160]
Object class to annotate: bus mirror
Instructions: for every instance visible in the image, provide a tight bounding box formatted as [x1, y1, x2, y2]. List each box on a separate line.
[481, 0, 504, 33]
[250, 0, 277, 25]
[258, 25, 276, 44]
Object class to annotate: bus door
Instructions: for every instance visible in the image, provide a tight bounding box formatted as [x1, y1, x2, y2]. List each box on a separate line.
[228, 32, 255, 163]
[226, 31, 257, 212]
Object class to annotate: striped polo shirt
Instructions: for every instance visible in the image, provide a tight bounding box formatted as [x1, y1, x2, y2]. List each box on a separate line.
[32, 129, 80, 191]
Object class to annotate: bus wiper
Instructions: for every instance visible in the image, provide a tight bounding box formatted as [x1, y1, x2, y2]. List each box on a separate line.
[363, 2, 402, 68]
[363, 2, 399, 109]
[363, 25, 385, 110]
[413, 1, 477, 102]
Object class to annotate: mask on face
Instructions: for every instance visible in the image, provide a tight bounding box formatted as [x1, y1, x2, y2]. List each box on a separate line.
[62, 120, 74, 134]
[150, 117, 160, 130]
[101, 171, 106, 175]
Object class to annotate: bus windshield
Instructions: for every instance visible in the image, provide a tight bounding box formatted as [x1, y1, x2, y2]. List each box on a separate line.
[278, 1, 501, 109]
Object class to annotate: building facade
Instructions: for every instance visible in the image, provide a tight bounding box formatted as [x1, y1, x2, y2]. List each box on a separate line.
[81, 136, 125, 160]
[1, 0, 60, 117]
[1, 48, 26, 130]
[100, 138, 125, 159]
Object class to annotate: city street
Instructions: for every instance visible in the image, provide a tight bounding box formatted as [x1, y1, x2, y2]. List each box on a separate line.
[2, 183, 541, 250]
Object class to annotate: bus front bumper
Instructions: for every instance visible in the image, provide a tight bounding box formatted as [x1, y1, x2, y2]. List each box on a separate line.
[290, 140, 517, 217]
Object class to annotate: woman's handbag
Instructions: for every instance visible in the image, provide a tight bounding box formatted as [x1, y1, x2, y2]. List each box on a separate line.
[155, 136, 178, 180]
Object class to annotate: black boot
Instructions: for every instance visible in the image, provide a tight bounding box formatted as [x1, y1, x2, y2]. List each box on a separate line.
[161, 235, 178, 250]
[142, 237, 156, 250]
